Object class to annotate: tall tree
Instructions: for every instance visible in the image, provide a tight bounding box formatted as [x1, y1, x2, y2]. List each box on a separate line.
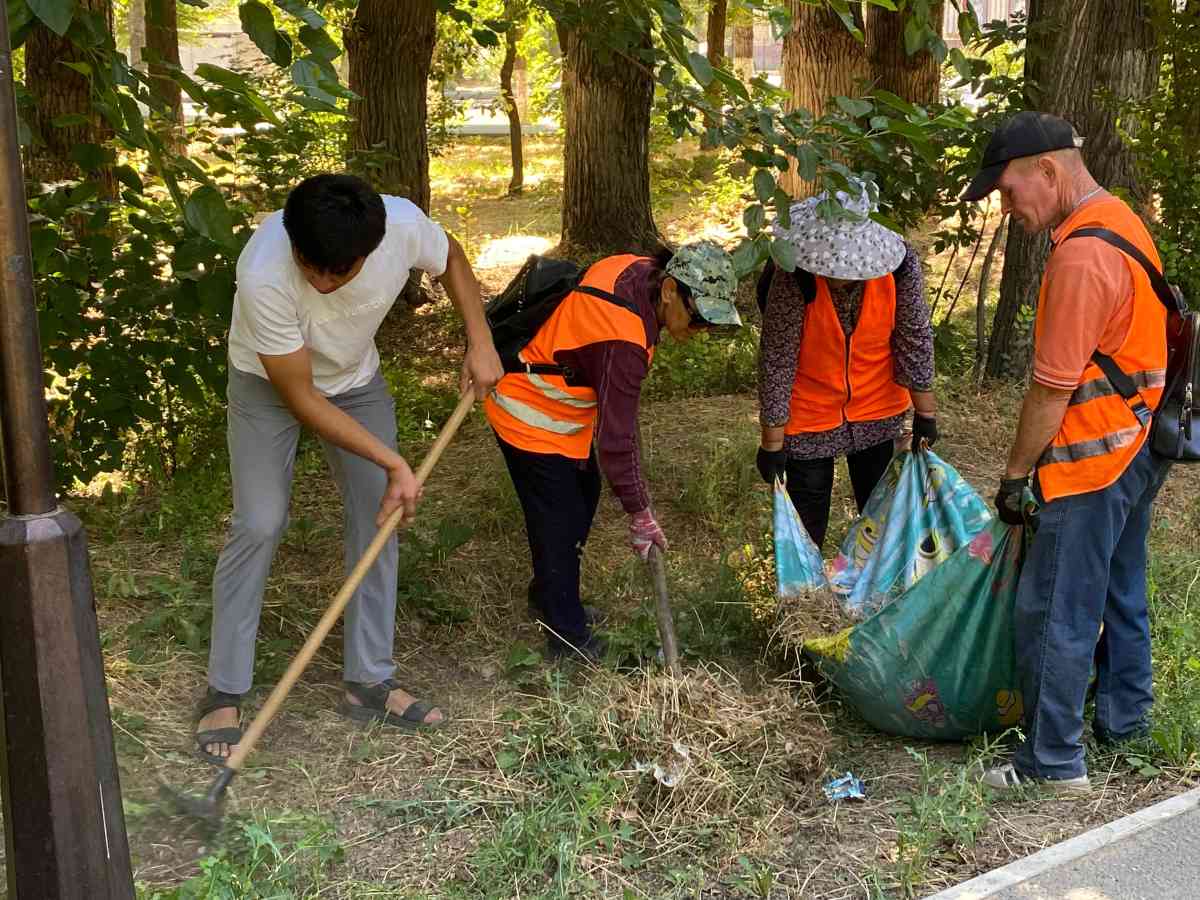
[731, 18, 754, 83]
[145, 0, 183, 127]
[866, 1, 944, 105]
[701, 0, 728, 148]
[500, 1, 525, 195]
[24, 0, 115, 184]
[780, 2, 867, 197]
[985, 0, 1160, 379]
[128, 0, 147, 69]
[557, 18, 661, 257]
[345, 0, 437, 213]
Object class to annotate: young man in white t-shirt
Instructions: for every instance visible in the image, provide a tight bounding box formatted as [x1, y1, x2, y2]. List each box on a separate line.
[195, 174, 503, 763]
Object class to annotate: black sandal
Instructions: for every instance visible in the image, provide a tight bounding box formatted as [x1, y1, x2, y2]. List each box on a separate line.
[338, 678, 443, 731]
[194, 687, 244, 766]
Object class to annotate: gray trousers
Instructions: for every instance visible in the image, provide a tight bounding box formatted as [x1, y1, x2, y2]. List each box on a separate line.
[208, 366, 399, 694]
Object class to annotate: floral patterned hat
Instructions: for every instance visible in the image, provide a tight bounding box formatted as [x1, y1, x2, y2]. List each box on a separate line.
[771, 180, 905, 281]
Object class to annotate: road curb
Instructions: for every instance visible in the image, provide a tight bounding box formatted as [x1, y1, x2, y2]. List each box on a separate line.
[923, 786, 1200, 899]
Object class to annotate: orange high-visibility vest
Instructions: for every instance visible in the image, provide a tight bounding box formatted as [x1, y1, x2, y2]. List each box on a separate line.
[785, 274, 911, 434]
[485, 255, 654, 458]
[1035, 198, 1168, 501]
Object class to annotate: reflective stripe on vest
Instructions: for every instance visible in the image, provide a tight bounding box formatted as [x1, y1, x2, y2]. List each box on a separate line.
[1034, 197, 1168, 502]
[485, 255, 652, 458]
[785, 274, 911, 434]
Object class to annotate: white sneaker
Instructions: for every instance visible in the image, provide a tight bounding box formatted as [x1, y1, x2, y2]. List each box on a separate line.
[981, 762, 1092, 795]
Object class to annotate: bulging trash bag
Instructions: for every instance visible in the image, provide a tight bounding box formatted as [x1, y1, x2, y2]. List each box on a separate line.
[805, 519, 1026, 740]
[773, 477, 829, 599]
[772, 478, 854, 644]
[828, 448, 991, 618]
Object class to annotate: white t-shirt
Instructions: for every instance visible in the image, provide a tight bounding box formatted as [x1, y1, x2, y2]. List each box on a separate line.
[227, 195, 449, 396]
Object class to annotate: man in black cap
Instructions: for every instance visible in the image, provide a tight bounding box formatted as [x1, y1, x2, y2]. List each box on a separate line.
[964, 112, 1171, 793]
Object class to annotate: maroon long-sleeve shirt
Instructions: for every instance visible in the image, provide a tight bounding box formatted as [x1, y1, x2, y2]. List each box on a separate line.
[553, 259, 662, 514]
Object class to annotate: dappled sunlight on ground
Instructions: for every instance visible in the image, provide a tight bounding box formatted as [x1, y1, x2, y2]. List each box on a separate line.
[475, 234, 554, 269]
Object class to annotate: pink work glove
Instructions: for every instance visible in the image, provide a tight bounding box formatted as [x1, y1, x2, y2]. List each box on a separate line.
[629, 508, 668, 561]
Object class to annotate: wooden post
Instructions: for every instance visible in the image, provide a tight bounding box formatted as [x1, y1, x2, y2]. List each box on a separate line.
[0, 6, 135, 897]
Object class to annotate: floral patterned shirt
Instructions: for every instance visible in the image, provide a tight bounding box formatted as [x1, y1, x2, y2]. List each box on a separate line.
[757, 242, 934, 461]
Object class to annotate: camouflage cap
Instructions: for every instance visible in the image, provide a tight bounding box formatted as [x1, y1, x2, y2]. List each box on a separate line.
[665, 240, 742, 327]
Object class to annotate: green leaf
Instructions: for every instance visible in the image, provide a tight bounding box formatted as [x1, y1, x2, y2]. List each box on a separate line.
[51, 113, 90, 128]
[769, 236, 797, 272]
[752, 168, 775, 204]
[298, 24, 340, 62]
[113, 164, 143, 192]
[904, 16, 925, 56]
[29, 227, 60, 265]
[195, 63, 250, 92]
[873, 89, 918, 116]
[495, 750, 520, 771]
[61, 61, 92, 77]
[184, 186, 236, 248]
[687, 51, 713, 88]
[948, 47, 972, 80]
[239, 1, 291, 67]
[743, 204, 766, 235]
[731, 238, 765, 279]
[117, 93, 147, 144]
[69, 142, 108, 171]
[272, 0, 324, 29]
[7, 0, 34, 37]
[27, 0, 73, 35]
[834, 96, 873, 119]
[472, 27, 499, 47]
[958, 11, 979, 44]
[796, 145, 818, 184]
[505, 641, 541, 672]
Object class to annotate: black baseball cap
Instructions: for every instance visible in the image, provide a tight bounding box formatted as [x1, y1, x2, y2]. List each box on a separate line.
[961, 111, 1084, 202]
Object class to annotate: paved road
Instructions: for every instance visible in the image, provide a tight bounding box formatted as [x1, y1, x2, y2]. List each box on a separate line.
[929, 788, 1200, 900]
[988, 806, 1200, 899]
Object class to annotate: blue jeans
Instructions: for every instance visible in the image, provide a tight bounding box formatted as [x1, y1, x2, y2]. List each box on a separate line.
[1014, 440, 1170, 780]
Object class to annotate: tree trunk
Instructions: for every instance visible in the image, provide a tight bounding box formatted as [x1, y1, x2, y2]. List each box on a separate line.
[146, 0, 183, 127]
[24, 0, 115, 184]
[986, 0, 1159, 379]
[128, 0, 147, 70]
[701, 0, 728, 147]
[975, 214, 1008, 379]
[780, 2, 867, 197]
[345, 0, 437, 212]
[557, 20, 661, 258]
[732, 22, 754, 83]
[346, 0, 437, 308]
[500, 13, 524, 195]
[866, 2, 944, 105]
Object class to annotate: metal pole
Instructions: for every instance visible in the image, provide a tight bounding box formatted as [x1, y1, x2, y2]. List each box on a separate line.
[0, 5, 135, 897]
[0, 24, 54, 515]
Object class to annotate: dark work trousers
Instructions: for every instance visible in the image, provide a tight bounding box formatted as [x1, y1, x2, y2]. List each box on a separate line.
[496, 433, 602, 646]
[785, 439, 894, 550]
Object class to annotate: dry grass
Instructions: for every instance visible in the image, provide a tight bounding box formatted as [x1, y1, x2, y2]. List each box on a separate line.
[55, 136, 1200, 897]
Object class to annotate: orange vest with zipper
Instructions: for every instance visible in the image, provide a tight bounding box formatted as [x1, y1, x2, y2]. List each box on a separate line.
[1034, 198, 1168, 502]
[484, 255, 654, 459]
[786, 274, 911, 434]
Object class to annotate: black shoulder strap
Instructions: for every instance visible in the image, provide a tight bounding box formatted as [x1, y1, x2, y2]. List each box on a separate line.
[1060, 227, 1164, 413]
[573, 283, 640, 316]
[1062, 227, 1182, 315]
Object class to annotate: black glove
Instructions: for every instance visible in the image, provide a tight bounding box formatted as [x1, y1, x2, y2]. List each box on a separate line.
[912, 412, 939, 448]
[756, 446, 787, 484]
[994, 475, 1029, 526]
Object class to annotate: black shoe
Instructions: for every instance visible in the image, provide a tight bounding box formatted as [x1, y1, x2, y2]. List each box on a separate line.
[526, 601, 602, 628]
[546, 633, 608, 665]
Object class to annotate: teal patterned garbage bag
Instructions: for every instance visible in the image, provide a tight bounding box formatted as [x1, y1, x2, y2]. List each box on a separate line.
[828, 448, 992, 618]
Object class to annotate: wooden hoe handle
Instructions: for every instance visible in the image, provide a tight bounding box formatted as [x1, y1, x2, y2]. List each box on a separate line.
[225, 390, 476, 771]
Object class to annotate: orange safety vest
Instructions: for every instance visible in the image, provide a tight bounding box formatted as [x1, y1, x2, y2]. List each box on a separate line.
[785, 274, 911, 434]
[1035, 198, 1168, 501]
[485, 255, 654, 458]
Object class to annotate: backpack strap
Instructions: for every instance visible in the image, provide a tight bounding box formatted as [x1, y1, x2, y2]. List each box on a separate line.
[507, 283, 642, 380]
[1059, 226, 1169, 419]
[1063, 227, 1183, 315]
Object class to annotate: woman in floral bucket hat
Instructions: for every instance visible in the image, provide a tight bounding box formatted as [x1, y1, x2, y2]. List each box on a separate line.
[754, 181, 938, 550]
[486, 241, 740, 662]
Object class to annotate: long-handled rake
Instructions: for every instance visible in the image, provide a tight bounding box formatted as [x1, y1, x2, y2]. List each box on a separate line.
[161, 390, 476, 826]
